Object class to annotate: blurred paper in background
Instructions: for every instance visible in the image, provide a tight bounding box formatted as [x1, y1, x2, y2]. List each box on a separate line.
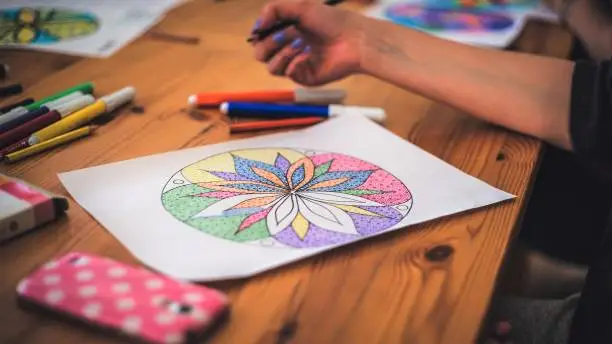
[364, 0, 557, 48]
[0, 0, 187, 58]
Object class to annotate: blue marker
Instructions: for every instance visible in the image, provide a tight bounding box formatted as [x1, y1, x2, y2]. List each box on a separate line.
[219, 102, 386, 122]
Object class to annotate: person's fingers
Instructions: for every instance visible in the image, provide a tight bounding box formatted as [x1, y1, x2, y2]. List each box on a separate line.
[258, 0, 316, 30]
[286, 48, 318, 85]
[253, 27, 299, 63]
[267, 38, 305, 76]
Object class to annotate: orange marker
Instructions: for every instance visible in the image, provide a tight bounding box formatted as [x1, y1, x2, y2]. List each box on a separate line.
[230, 117, 325, 133]
[188, 88, 346, 107]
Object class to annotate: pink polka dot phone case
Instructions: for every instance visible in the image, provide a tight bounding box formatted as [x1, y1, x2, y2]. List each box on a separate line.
[16, 252, 229, 343]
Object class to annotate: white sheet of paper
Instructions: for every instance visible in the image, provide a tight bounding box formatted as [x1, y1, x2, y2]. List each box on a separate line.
[364, 0, 532, 48]
[59, 116, 514, 281]
[0, 0, 186, 58]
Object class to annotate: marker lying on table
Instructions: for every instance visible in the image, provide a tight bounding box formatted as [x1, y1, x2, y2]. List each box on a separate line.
[188, 88, 346, 107]
[2, 126, 96, 163]
[0, 83, 23, 98]
[220, 102, 386, 123]
[0, 98, 34, 114]
[27, 86, 135, 146]
[0, 95, 95, 148]
[0, 91, 84, 126]
[230, 117, 325, 133]
[24, 82, 94, 112]
[0, 93, 94, 134]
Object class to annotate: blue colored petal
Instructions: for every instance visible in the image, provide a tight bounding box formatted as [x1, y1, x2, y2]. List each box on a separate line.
[302, 170, 374, 192]
[232, 154, 288, 186]
[227, 182, 285, 193]
[291, 165, 305, 187]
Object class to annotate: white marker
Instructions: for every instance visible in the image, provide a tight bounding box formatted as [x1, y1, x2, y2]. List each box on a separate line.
[0, 91, 84, 126]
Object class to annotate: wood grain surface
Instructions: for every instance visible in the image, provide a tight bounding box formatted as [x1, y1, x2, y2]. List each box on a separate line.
[0, 1, 572, 344]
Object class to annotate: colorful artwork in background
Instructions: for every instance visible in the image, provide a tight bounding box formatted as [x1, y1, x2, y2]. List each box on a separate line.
[0, 0, 184, 58]
[0, 7, 99, 44]
[424, 0, 539, 10]
[383, 4, 515, 31]
[161, 148, 413, 249]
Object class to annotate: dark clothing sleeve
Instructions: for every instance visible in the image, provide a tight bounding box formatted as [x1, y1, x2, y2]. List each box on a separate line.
[569, 59, 612, 178]
[567, 59, 612, 344]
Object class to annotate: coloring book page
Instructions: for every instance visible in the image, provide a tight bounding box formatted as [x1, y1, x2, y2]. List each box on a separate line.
[59, 116, 514, 282]
[0, 0, 186, 58]
[363, 0, 556, 48]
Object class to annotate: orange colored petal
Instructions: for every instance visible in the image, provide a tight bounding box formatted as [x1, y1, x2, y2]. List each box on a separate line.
[233, 195, 281, 208]
[307, 177, 349, 190]
[252, 167, 286, 187]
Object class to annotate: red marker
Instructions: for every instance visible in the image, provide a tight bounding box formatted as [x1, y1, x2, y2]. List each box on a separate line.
[188, 88, 346, 107]
[230, 117, 325, 133]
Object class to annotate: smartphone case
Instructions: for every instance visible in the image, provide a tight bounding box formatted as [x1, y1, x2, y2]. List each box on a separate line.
[16, 252, 229, 344]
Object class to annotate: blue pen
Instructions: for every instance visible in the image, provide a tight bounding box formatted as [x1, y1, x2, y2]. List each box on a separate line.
[219, 102, 386, 122]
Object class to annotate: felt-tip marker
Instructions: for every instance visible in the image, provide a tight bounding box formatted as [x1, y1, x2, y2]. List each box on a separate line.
[219, 102, 386, 123]
[188, 88, 346, 107]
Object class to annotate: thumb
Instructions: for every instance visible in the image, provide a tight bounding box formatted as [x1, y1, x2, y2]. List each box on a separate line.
[258, 0, 323, 35]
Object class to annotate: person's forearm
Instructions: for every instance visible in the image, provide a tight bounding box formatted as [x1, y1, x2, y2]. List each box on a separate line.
[552, 0, 612, 61]
[357, 19, 575, 150]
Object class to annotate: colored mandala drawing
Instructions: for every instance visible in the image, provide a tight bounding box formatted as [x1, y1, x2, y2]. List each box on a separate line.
[0, 7, 99, 45]
[426, 0, 538, 10]
[384, 5, 515, 31]
[161, 148, 413, 249]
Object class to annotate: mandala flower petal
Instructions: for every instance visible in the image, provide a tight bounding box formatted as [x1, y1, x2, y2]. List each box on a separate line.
[194, 191, 242, 199]
[237, 208, 272, 233]
[302, 170, 374, 192]
[252, 167, 287, 187]
[274, 153, 291, 173]
[313, 160, 333, 178]
[297, 197, 358, 235]
[192, 193, 279, 219]
[232, 154, 288, 186]
[267, 194, 299, 235]
[306, 177, 349, 190]
[200, 181, 285, 194]
[299, 191, 385, 207]
[334, 204, 383, 217]
[287, 157, 315, 189]
[291, 212, 310, 240]
[233, 195, 280, 209]
[208, 171, 251, 181]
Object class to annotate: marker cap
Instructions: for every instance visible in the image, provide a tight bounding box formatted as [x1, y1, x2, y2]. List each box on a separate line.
[55, 95, 96, 117]
[294, 88, 346, 104]
[328, 105, 386, 123]
[44, 91, 84, 110]
[100, 86, 136, 112]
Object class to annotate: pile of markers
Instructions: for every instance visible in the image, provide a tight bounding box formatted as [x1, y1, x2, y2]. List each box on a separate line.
[0, 82, 135, 163]
[187, 88, 387, 133]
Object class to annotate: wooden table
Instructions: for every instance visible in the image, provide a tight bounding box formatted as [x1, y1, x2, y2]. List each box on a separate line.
[0, 1, 572, 343]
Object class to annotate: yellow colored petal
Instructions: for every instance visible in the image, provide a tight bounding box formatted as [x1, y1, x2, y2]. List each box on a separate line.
[334, 205, 382, 217]
[292, 213, 310, 240]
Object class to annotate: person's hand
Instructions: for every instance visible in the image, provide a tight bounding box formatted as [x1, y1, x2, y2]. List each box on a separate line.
[250, 0, 367, 86]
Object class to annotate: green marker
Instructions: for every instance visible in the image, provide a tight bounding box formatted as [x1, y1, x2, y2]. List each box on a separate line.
[24, 82, 94, 111]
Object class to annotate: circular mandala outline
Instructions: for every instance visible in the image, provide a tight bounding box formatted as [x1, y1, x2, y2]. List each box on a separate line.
[160, 147, 414, 249]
